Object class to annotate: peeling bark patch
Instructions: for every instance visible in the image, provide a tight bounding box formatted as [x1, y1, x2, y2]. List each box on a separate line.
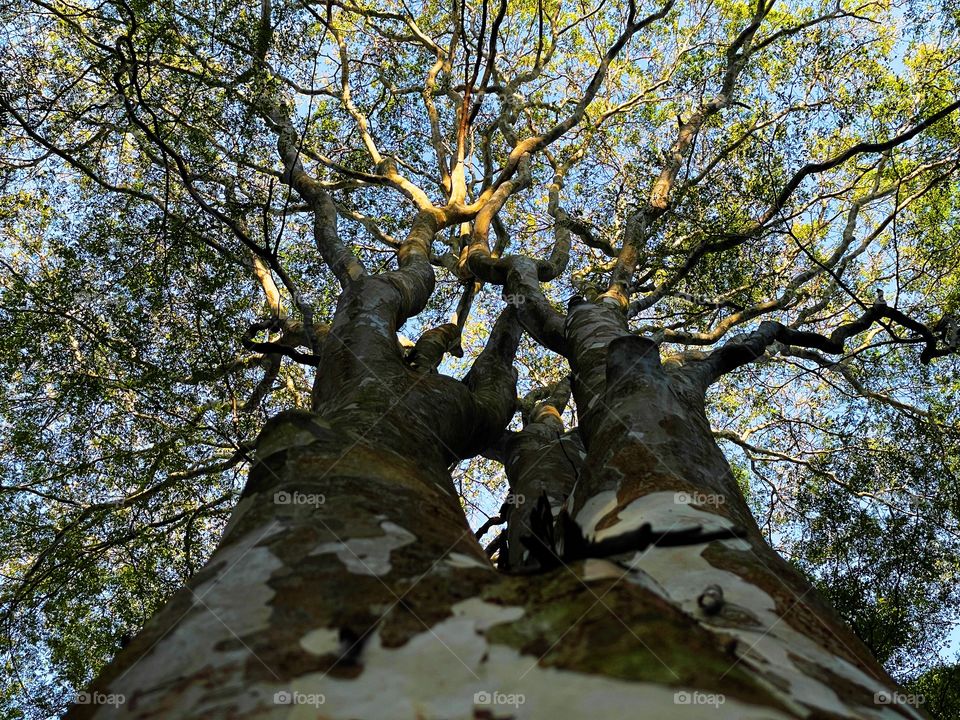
[88, 528, 284, 718]
[446, 552, 495, 571]
[376, 567, 497, 649]
[788, 654, 892, 715]
[300, 628, 340, 656]
[312, 520, 417, 575]
[619, 494, 917, 720]
[577, 490, 733, 544]
[286, 598, 794, 720]
[703, 541, 889, 680]
[453, 598, 526, 629]
[579, 559, 623, 581]
[484, 575, 765, 698]
[574, 490, 618, 537]
[601, 441, 743, 523]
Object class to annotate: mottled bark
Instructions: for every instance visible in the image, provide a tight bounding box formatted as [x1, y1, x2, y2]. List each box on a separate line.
[68, 296, 921, 720]
[556, 301, 918, 719]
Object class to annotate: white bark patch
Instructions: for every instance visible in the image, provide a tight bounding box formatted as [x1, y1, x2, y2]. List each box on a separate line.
[591, 492, 733, 543]
[299, 628, 340, 656]
[580, 558, 623, 581]
[452, 597, 525, 628]
[580, 558, 673, 599]
[445, 552, 494, 571]
[619, 492, 920, 720]
[285, 598, 795, 720]
[574, 490, 618, 536]
[311, 520, 416, 576]
[93, 527, 284, 718]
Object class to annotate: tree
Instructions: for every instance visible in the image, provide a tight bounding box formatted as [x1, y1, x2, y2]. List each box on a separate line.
[906, 664, 960, 720]
[2, 0, 960, 717]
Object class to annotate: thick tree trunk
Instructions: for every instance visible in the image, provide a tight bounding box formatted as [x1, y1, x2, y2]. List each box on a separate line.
[67, 299, 922, 720]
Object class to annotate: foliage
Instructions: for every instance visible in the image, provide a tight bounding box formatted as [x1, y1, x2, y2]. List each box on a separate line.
[905, 663, 960, 720]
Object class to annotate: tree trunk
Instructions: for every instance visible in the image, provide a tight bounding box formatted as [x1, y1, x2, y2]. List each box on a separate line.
[66, 300, 922, 720]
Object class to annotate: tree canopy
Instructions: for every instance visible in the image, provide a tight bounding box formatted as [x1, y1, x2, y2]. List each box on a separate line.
[2, 0, 960, 717]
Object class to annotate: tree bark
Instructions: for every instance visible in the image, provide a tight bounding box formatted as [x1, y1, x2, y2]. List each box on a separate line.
[67, 301, 923, 720]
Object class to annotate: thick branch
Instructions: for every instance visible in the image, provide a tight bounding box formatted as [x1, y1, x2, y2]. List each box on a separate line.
[689, 301, 957, 387]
